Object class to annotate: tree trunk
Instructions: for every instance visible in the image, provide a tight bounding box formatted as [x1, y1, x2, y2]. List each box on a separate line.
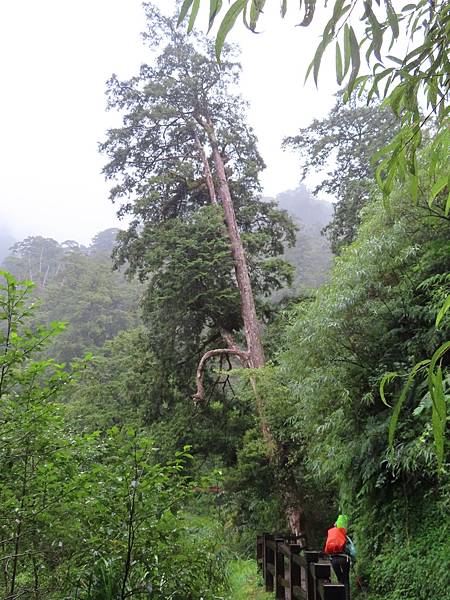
[196, 121, 303, 538]
[206, 122, 265, 369]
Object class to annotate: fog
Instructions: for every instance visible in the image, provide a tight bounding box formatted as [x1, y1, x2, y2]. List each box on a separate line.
[0, 0, 336, 247]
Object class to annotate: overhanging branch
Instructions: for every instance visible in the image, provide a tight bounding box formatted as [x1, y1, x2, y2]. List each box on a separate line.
[193, 347, 249, 403]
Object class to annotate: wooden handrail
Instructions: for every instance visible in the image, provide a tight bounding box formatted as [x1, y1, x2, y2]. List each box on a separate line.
[257, 534, 346, 600]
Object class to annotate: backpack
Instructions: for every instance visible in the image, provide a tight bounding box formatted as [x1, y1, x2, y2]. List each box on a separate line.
[345, 536, 357, 562]
[324, 527, 346, 554]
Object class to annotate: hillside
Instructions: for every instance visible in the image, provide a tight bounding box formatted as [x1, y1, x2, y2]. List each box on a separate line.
[274, 185, 333, 294]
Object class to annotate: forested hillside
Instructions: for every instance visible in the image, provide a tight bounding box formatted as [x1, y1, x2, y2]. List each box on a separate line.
[1, 229, 142, 362]
[1, 2, 448, 599]
[275, 187, 333, 293]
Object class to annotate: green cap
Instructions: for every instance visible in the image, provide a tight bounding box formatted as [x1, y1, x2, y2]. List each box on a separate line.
[336, 514, 349, 529]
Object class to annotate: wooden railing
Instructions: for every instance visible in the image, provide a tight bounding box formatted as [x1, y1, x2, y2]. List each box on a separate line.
[257, 533, 346, 600]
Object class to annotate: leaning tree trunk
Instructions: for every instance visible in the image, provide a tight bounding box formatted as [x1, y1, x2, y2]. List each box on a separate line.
[194, 120, 305, 539]
[206, 121, 265, 370]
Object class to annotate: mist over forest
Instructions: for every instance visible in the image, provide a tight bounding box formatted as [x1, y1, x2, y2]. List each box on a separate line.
[0, 2, 448, 600]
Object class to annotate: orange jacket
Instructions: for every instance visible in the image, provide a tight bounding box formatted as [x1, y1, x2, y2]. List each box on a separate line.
[324, 526, 347, 554]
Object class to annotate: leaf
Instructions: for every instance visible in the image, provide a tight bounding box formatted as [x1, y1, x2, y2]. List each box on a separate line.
[208, 0, 223, 32]
[363, 1, 383, 62]
[428, 341, 450, 377]
[281, 0, 288, 17]
[386, 0, 399, 39]
[312, 41, 327, 86]
[343, 24, 351, 77]
[347, 25, 361, 93]
[379, 371, 398, 407]
[250, 0, 266, 31]
[430, 367, 446, 468]
[388, 359, 430, 447]
[177, 0, 195, 26]
[428, 175, 448, 207]
[215, 0, 246, 62]
[436, 295, 450, 328]
[336, 41, 343, 84]
[298, 0, 316, 26]
[188, 0, 201, 33]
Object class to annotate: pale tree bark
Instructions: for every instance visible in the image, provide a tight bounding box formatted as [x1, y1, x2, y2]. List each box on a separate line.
[205, 120, 265, 370]
[193, 122, 304, 538]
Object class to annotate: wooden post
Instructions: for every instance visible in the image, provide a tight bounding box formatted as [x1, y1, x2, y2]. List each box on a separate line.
[275, 539, 285, 599]
[304, 551, 320, 599]
[265, 536, 275, 592]
[311, 563, 331, 600]
[257, 535, 263, 572]
[289, 544, 302, 600]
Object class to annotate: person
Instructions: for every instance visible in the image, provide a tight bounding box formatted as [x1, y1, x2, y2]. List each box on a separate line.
[323, 514, 356, 600]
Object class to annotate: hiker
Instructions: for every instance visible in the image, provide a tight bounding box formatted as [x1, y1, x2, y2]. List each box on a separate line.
[324, 514, 356, 600]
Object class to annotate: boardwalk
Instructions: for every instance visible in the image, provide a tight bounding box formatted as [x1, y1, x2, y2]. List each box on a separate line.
[257, 534, 346, 600]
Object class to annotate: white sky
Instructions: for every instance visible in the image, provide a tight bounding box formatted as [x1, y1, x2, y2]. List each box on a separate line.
[0, 0, 338, 245]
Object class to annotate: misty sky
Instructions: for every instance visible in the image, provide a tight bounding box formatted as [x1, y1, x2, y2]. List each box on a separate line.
[0, 1, 337, 246]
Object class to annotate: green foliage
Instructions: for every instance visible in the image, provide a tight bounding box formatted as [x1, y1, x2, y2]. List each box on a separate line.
[102, 5, 296, 397]
[284, 95, 399, 253]
[0, 271, 231, 599]
[179, 1, 449, 204]
[1, 233, 142, 362]
[226, 559, 271, 599]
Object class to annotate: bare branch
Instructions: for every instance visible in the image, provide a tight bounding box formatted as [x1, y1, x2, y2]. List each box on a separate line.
[193, 347, 249, 402]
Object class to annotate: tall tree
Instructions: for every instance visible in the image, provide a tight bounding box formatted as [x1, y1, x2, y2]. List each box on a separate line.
[101, 6, 295, 435]
[283, 95, 399, 253]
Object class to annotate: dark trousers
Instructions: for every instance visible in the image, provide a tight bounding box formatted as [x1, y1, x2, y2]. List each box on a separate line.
[331, 555, 351, 600]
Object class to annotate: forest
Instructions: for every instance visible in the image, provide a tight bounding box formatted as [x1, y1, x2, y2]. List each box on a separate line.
[0, 1, 448, 599]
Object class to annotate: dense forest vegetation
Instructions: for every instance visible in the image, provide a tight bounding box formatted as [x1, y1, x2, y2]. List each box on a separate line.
[1, 1, 448, 599]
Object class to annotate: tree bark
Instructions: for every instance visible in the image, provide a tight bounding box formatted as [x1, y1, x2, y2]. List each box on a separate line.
[194, 133, 217, 206]
[193, 120, 303, 538]
[206, 121, 265, 369]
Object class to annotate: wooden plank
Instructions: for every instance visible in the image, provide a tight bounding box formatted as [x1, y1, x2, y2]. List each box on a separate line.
[318, 581, 346, 600]
[275, 541, 285, 598]
[267, 563, 275, 575]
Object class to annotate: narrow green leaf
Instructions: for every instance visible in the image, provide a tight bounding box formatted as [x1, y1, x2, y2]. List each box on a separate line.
[429, 341, 450, 377]
[436, 295, 450, 328]
[347, 25, 361, 93]
[188, 0, 201, 33]
[445, 188, 450, 216]
[364, 1, 383, 61]
[409, 172, 418, 203]
[430, 367, 446, 468]
[428, 176, 448, 207]
[335, 41, 343, 85]
[250, 0, 266, 31]
[208, 0, 223, 32]
[343, 24, 351, 77]
[313, 41, 326, 87]
[386, 0, 399, 39]
[379, 372, 398, 407]
[177, 0, 195, 26]
[215, 0, 246, 62]
[387, 55, 403, 65]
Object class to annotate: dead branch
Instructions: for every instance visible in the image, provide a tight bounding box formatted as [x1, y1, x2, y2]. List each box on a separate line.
[193, 347, 249, 403]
